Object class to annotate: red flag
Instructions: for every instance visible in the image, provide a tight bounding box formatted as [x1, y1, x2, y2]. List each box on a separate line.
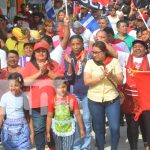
[92, 0, 110, 6]
[134, 71, 150, 121]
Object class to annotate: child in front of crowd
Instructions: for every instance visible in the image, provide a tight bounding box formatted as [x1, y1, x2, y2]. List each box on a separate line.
[0, 72, 34, 150]
[46, 79, 85, 150]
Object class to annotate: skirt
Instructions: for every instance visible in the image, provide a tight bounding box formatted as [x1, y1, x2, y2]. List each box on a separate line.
[1, 118, 30, 150]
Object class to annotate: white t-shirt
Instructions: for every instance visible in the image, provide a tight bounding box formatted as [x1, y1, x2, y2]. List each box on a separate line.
[71, 28, 92, 49]
[118, 51, 150, 83]
[107, 15, 120, 34]
[50, 44, 64, 65]
[0, 49, 7, 69]
[0, 91, 29, 119]
[128, 30, 137, 39]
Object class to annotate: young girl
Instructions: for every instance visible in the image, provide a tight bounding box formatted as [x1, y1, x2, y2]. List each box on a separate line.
[46, 79, 85, 150]
[0, 72, 34, 150]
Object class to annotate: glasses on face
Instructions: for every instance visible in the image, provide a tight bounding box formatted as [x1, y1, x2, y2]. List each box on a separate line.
[92, 51, 103, 55]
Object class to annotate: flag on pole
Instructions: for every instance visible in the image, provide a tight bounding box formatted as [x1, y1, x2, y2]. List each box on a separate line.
[80, 13, 99, 33]
[45, 0, 55, 20]
[134, 71, 150, 121]
[92, 0, 110, 6]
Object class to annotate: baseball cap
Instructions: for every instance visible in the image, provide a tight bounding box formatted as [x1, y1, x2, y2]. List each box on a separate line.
[33, 41, 49, 51]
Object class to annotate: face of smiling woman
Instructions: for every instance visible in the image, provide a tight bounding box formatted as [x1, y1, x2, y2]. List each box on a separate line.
[35, 48, 48, 62]
[132, 43, 146, 58]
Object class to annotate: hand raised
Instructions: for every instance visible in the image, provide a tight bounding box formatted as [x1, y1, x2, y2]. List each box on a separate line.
[64, 54, 71, 64]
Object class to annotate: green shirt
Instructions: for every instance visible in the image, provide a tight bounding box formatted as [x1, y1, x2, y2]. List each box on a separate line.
[115, 33, 135, 52]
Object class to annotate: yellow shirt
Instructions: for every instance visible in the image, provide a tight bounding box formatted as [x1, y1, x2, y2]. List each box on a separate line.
[5, 38, 25, 56]
[84, 58, 123, 102]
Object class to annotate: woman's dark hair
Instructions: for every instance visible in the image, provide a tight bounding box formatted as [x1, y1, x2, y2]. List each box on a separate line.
[30, 48, 54, 70]
[20, 3, 26, 11]
[41, 35, 54, 49]
[103, 27, 114, 36]
[70, 35, 83, 43]
[92, 41, 110, 57]
[58, 10, 65, 16]
[141, 28, 148, 33]
[8, 72, 24, 87]
[6, 50, 19, 57]
[24, 42, 35, 48]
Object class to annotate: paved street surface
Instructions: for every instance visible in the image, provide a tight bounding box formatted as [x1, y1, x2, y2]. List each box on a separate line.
[30, 124, 145, 150]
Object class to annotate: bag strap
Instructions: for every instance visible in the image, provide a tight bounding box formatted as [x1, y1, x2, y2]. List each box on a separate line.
[107, 77, 119, 92]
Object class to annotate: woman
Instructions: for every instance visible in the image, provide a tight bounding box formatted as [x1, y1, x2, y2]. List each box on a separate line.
[43, 19, 56, 38]
[64, 35, 92, 150]
[20, 40, 64, 150]
[84, 41, 123, 150]
[141, 28, 150, 53]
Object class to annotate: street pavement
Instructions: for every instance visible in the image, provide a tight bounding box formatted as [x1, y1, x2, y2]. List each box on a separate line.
[30, 124, 145, 150]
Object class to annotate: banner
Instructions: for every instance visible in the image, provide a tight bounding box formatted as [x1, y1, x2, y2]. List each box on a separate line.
[91, 0, 110, 6]
[77, 0, 103, 9]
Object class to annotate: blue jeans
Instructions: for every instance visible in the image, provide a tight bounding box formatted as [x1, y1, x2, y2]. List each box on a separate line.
[32, 108, 47, 150]
[88, 97, 120, 150]
[73, 95, 92, 150]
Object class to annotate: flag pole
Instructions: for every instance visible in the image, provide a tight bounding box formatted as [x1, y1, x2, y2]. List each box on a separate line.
[73, 0, 76, 17]
[138, 9, 150, 31]
[64, 0, 68, 16]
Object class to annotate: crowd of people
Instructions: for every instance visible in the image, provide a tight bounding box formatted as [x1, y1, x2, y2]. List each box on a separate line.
[0, 0, 150, 150]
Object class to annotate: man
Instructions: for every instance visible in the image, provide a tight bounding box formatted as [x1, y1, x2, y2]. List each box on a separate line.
[90, 16, 110, 45]
[71, 21, 92, 50]
[104, 27, 130, 53]
[115, 20, 135, 51]
[108, 40, 150, 150]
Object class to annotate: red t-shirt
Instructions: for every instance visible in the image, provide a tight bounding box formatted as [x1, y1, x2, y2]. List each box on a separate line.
[20, 61, 64, 108]
[48, 94, 79, 113]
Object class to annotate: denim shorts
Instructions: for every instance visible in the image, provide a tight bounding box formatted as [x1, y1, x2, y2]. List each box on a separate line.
[1, 118, 30, 150]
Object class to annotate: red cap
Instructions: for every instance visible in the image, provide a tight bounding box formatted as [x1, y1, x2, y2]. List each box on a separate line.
[33, 41, 49, 51]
